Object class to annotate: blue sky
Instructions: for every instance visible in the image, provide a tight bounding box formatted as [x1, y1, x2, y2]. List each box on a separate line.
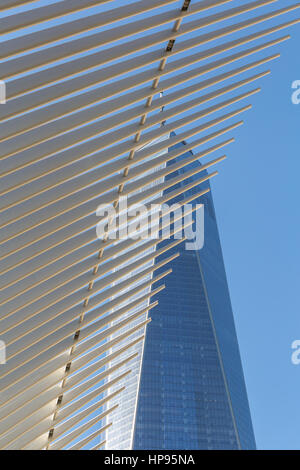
[1, 0, 300, 450]
[210, 24, 300, 449]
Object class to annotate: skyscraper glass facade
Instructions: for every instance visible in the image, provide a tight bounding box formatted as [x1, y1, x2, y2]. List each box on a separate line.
[133, 137, 256, 450]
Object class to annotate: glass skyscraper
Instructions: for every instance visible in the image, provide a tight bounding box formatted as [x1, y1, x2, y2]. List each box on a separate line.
[1, 0, 298, 450]
[133, 136, 256, 450]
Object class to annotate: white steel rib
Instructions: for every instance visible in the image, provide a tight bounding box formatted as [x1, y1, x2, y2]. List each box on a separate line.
[0, 0, 298, 450]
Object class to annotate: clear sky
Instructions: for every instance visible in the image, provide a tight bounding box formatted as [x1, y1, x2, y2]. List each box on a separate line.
[2, 0, 300, 450]
[210, 20, 300, 450]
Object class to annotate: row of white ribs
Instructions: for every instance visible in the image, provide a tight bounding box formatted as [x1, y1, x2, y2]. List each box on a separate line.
[0, 0, 299, 450]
